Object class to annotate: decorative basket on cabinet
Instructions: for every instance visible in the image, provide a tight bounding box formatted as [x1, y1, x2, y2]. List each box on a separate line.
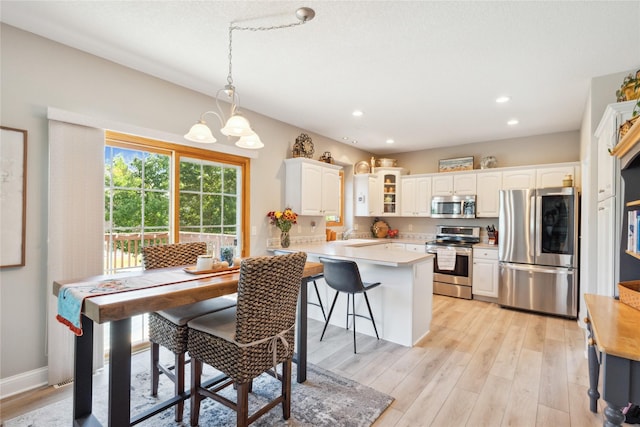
[618, 280, 640, 311]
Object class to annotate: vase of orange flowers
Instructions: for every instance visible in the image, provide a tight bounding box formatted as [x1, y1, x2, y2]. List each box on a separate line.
[267, 208, 298, 248]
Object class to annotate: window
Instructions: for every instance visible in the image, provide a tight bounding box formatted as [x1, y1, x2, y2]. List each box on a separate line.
[178, 156, 241, 259]
[326, 170, 344, 226]
[104, 145, 171, 273]
[103, 131, 250, 350]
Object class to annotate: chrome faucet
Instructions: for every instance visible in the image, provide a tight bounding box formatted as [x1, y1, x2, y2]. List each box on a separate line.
[342, 229, 353, 240]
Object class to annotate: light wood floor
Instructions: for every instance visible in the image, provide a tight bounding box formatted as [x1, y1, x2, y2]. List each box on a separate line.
[1, 295, 604, 426]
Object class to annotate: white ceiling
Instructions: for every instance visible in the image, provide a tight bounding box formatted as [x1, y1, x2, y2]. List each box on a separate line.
[2, 1, 639, 155]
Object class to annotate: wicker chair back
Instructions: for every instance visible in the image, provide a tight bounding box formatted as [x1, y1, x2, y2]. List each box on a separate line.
[235, 252, 307, 344]
[141, 242, 207, 270]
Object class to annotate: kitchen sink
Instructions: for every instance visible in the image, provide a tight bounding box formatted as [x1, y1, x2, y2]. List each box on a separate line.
[329, 239, 382, 247]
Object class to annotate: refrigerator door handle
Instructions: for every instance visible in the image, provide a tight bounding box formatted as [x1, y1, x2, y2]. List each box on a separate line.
[500, 262, 572, 275]
[529, 194, 536, 258]
[535, 195, 542, 257]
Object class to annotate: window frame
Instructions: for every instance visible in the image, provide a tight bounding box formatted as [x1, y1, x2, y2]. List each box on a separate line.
[105, 130, 251, 257]
[326, 170, 344, 227]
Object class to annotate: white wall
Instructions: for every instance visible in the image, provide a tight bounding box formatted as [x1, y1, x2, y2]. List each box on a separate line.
[393, 131, 580, 174]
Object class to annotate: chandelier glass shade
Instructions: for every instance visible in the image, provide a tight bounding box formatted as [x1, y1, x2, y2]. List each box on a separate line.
[221, 114, 253, 137]
[184, 118, 217, 143]
[235, 133, 264, 149]
[184, 7, 315, 149]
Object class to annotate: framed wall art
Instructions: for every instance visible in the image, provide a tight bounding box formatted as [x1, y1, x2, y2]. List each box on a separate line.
[1, 126, 27, 268]
[438, 156, 474, 173]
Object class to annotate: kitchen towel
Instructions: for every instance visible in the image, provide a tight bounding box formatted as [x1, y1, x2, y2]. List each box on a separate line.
[436, 247, 457, 270]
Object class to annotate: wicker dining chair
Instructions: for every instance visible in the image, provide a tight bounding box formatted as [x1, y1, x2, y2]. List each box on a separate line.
[187, 252, 307, 427]
[141, 242, 236, 422]
[274, 250, 326, 321]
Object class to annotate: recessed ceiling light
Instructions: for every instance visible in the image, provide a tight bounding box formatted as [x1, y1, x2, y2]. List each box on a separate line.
[352, 110, 363, 117]
[351, 140, 358, 144]
[386, 139, 395, 144]
[496, 96, 511, 103]
[507, 119, 519, 125]
[342, 136, 349, 140]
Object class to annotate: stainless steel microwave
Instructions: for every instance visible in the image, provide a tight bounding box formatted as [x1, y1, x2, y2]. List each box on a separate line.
[431, 195, 476, 218]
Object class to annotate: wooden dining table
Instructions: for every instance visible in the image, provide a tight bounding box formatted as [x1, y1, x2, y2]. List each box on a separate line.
[53, 261, 323, 427]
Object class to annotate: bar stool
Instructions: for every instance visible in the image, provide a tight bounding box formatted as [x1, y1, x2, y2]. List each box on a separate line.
[187, 252, 307, 427]
[141, 242, 236, 422]
[274, 250, 326, 321]
[318, 257, 381, 353]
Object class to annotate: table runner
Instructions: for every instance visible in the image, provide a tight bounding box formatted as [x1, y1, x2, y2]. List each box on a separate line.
[56, 269, 230, 336]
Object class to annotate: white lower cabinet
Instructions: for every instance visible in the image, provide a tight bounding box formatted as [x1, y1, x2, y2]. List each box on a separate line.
[472, 247, 499, 298]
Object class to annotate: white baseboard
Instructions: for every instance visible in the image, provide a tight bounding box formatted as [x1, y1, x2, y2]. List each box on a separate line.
[0, 366, 48, 400]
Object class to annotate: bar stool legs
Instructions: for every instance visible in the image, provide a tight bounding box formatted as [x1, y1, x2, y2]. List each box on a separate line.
[320, 290, 379, 353]
[310, 279, 327, 321]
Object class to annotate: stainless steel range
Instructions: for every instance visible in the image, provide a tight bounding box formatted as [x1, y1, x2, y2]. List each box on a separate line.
[426, 225, 480, 299]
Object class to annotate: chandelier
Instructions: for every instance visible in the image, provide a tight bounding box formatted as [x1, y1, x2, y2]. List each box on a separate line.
[184, 7, 316, 149]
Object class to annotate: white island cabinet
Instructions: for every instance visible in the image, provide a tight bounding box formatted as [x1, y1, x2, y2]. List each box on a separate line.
[270, 241, 434, 347]
[284, 158, 342, 216]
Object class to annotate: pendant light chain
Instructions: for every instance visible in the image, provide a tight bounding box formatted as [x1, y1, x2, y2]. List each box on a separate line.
[227, 19, 310, 87]
[227, 25, 234, 87]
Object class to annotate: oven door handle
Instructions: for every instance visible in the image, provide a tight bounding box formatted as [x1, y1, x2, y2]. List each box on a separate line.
[426, 249, 471, 255]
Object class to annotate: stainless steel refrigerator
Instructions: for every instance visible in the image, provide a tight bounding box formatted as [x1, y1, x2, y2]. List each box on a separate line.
[498, 187, 579, 318]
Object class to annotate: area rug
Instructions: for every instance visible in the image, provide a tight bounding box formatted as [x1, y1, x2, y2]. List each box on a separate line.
[5, 362, 393, 426]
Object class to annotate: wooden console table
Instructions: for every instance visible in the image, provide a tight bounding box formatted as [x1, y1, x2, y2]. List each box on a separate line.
[584, 294, 640, 427]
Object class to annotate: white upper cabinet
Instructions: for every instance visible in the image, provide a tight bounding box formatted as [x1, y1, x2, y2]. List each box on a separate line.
[597, 136, 618, 201]
[353, 160, 580, 217]
[476, 171, 501, 217]
[321, 167, 341, 216]
[501, 169, 536, 190]
[432, 173, 476, 196]
[536, 166, 575, 188]
[284, 158, 342, 216]
[453, 174, 476, 195]
[354, 174, 380, 216]
[595, 102, 634, 201]
[380, 169, 402, 216]
[401, 175, 432, 216]
[432, 175, 454, 196]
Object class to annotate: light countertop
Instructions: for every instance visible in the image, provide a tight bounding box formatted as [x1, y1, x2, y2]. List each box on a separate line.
[269, 240, 434, 267]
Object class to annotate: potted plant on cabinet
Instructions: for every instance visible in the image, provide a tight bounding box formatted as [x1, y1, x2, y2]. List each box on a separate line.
[618, 69, 640, 141]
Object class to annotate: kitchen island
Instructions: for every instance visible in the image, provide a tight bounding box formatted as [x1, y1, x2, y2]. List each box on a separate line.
[271, 239, 434, 347]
